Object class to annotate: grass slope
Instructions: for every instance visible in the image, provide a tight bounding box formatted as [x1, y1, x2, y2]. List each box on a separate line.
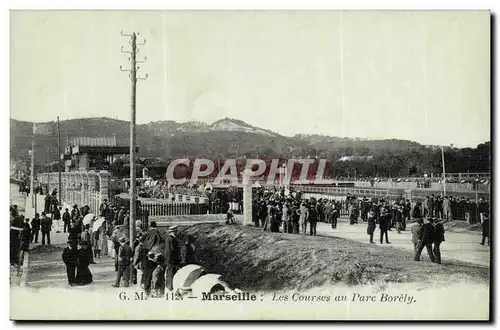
[170, 223, 489, 291]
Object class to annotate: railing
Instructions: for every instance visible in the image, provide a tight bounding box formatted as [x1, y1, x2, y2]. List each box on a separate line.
[109, 195, 209, 219]
[293, 185, 404, 199]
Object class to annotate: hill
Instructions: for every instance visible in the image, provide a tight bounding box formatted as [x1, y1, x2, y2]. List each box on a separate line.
[9, 117, 490, 177]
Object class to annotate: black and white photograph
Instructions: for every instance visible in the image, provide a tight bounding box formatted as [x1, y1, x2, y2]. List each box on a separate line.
[9, 10, 491, 320]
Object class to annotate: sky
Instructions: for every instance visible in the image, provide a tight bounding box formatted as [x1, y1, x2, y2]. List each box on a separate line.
[10, 10, 490, 147]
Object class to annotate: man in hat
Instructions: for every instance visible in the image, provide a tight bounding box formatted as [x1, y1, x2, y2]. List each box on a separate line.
[62, 240, 79, 286]
[282, 202, 290, 233]
[308, 200, 318, 236]
[414, 217, 435, 262]
[133, 235, 148, 289]
[299, 202, 309, 236]
[71, 204, 80, 223]
[478, 198, 489, 224]
[378, 208, 391, 244]
[117, 206, 126, 226]
[30, 213, 40, 244]
[411, 218, 424, 255]
[99, 199, 109, 218]
[433, 218, 445, 264]
[62, 208, 71, 233]
[53, 206, 62, 233]
[112, 236, 133, 287]
[367, 210, 377, 244]
[143, 251, 157, 294]
[480, 213, 490, 246]
[164, 225, 181, 292]
[40, 212, 53, 245]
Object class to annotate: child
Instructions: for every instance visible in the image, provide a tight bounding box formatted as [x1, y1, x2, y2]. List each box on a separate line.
[151, 254, 165, 298]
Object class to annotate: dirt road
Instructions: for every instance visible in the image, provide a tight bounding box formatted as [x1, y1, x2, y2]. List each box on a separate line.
[314, 219, 490, 267]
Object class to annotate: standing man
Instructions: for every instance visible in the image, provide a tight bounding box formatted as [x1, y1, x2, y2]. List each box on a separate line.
[480, 213, 490, 247]
[367, 210, 376, 244]
[411, 218, 424, 255]
[164, 225, 181, 292]
[30, 213, 40, 244]
[378, 208, 390, 244]
[411, 201, 423, 220]
[423, 196, 431, 217]
[394, 202, 404, 234]
[414, 217, 435, 262]
[478, 198, 489, 224]
[403, 199, 411, 231]
[331, 204, 339, 230]
[308, 201, 318, 236]
[112, 237, 133, 288]
[117, 206, 126, 226]
[53, 206, 62, 233]
[62, 208, 71, 233]
[299, 202, 309, 236]
[40, 212, 53, 245]
[62, 240, 78, 286]
[99, 199, 109, 218]
[281, 202, 290, 234]
[133, 236, 148, 289]
[433, 218, 445, 264]
[443, 196, 451, 220]
[71, 204, 80, 223]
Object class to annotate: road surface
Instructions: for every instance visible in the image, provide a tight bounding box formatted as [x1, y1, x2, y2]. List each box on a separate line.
[314, 219, 490, 267]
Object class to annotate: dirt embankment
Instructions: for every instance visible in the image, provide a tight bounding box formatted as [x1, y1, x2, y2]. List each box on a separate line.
[169, 224, 489, 291]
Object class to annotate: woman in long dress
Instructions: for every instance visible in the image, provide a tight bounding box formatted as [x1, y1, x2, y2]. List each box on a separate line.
[75, 241, 93, 285]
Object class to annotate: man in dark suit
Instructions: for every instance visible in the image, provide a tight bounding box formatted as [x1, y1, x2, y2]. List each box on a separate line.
[62, 208, 71, 233]
[480, 213, 490, 246]
[378, 208, 390, 244]
[164, 225, 181, 292]
[367, 210, 377, 244]
[30, 213, 41, 243]
[53, 206, 62, 233]
[40, 212, 53, 245]
[433, 218, 445, 264]
[112, 237, 133, 287]
[414, 217, 435, 262]
[411, 218, 423, 254]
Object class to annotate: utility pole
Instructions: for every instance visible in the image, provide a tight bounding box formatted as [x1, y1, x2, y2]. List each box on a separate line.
[120, 31, 148, 245]
[441, 146, 446, 196]
[30, 123, 36, 209]
[57, 116, 62, 205]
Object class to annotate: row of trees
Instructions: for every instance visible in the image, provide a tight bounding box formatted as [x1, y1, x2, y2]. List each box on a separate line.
[107, 142, 490, 180]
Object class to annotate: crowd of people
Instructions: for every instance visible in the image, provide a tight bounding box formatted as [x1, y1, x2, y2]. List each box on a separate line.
[107, 222, 196, 298]
[10, 180, 490, 292]
[225, 187, 491, 250]
[56, 199, 196, 297]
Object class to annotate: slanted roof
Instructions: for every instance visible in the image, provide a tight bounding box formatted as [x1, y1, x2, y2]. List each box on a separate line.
[69, 136, 117, 147]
